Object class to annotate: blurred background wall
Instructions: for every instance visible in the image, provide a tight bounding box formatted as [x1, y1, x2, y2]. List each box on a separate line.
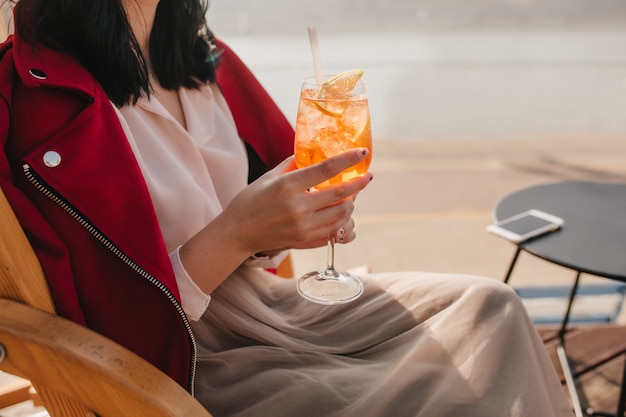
[208, 0, 626, 34]
[207, 0, 626, 141]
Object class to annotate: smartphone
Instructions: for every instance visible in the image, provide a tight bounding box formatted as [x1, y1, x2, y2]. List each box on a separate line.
[487, 209, 564, 243]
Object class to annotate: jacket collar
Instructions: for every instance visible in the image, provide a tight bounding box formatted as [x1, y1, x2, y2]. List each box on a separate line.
[11, 32, 97, 101]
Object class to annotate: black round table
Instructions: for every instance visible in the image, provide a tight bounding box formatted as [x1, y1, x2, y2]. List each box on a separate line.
[494, 180, 626, 282]
[494, 180, 626, 417]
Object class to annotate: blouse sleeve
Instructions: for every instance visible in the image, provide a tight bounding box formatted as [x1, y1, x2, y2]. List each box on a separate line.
[169, 246, 211, 321]
[243, 250, 289, 269]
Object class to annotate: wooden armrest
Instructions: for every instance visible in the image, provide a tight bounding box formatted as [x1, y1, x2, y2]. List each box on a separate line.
[0, 299, 212, 417]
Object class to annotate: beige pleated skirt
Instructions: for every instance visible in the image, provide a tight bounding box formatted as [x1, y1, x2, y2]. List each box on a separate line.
[191, 267, 573, 417]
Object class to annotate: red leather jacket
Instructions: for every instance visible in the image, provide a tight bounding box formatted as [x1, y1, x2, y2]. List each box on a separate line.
[0, 32, 293, 393]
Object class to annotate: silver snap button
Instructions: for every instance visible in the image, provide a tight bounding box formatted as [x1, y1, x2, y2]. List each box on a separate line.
[28, 69, 47, 80]
[43, 151, 62, 168]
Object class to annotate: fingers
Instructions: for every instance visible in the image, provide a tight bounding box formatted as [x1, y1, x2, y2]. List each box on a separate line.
[246, 149, 371, 249]
[264, 150, 372, 207]
[290, 148, 371, 191]
[335, 218, 356, 243]
[308, 172, 371, 214]
[289, 215, 358, 251]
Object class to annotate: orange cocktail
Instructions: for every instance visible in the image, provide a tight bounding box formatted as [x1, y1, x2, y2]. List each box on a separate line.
[294, 71, 372, 187]
[293, 70, 372, 305]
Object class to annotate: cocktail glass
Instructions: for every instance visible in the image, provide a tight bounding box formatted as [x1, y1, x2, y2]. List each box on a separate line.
[294, 72, 372, 305]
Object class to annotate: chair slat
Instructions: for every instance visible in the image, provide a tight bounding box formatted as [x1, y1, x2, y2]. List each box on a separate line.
[0, 189, 54, 313]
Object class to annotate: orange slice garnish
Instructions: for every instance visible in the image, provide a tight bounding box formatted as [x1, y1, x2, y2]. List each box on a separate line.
[315, 69, 365, 117]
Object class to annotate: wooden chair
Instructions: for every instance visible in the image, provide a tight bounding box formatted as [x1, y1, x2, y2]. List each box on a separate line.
[0, 186, 213, 417]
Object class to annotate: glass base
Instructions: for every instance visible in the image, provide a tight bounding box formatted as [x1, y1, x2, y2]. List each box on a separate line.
[297, 268, 364, 305]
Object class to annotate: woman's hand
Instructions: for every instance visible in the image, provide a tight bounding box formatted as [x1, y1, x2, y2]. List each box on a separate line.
[288, 217, 357, 250]
[231, 148, 371, 254]
[179, 148, 372, 294]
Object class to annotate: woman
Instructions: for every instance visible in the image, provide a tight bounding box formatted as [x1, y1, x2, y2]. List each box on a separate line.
[0, 0, 573, 415]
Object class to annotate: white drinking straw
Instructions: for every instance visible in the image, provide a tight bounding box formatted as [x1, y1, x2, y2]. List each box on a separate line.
[307, 26, 324, 85]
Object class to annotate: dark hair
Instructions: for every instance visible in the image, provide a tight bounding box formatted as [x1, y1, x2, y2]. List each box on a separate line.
[10, 0, 217, 106]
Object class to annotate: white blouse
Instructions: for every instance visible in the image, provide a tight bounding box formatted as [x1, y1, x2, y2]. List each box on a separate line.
[112, 84, 284, 320]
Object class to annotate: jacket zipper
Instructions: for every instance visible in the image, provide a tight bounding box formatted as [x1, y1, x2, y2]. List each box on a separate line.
[23, 163, 197, 395]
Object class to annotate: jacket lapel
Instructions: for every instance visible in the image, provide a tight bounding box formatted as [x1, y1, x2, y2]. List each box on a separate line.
[8, 37, 180, 299]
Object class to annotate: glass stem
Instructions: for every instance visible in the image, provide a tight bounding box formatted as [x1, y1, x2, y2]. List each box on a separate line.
[323, 235, 340, 279]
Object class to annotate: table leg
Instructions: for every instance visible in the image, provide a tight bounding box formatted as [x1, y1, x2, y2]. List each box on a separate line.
[552, 271, 625, 417]
[557, 272, 589, 417]
[503, 247, 522, 284]
[557, 343, 586, 417]
[559, 272, 581, 339]
[500, 250, 602, 415]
